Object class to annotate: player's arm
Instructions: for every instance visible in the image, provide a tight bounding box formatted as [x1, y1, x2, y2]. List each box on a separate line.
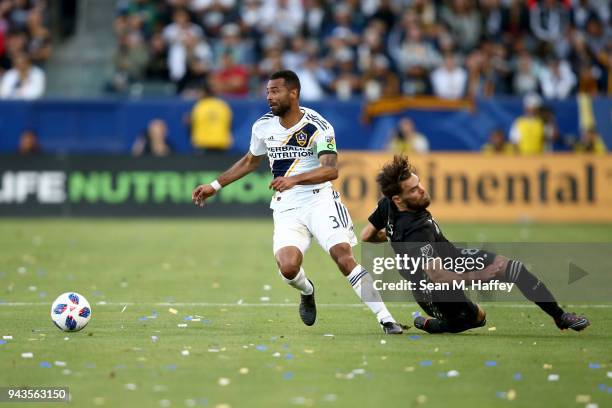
[361, 198, 388, 242]
[192, 152, 265, 207]
[269, 152, 338, 192]
[361, 222, 387, 242]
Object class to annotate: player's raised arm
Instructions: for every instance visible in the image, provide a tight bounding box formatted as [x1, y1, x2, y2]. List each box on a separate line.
[192, 151, 264, 207]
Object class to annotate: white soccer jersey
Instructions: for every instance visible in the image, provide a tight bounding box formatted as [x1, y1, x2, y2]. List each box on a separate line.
[249, 106, 338, 210]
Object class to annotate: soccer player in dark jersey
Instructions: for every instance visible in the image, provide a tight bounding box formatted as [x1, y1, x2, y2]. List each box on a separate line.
[361, 155, 590, 334]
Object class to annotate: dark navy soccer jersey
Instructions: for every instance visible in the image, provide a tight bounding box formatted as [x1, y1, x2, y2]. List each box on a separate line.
[367, 197, 492, 321]
[368, 197, 462, 259]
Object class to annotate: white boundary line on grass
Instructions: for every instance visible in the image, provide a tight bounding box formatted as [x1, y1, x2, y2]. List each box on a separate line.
[0, 302, 611, 308]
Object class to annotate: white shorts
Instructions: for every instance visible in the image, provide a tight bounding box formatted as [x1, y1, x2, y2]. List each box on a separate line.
[272, 189, 358, 255]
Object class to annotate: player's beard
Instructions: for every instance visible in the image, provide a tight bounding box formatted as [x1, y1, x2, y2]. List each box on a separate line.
[404, 193, 431, 211]
[270, 100, 290, 117]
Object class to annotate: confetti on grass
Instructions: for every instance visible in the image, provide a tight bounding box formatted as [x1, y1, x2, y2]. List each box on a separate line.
[21, 352, 33, 359]
[39, 361, 51, 368]
[420, 360, 432, 367]
[547, 374, 559, 382]
[485, 361, 497, 367]
[218, 378, 230, 386]
[589, 363, 601, 369]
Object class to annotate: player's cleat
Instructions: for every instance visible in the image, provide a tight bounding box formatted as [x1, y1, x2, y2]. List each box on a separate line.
[555, 312, 590, 331]
[380, 320, 404, 334]
[299, 279, 316, 326]
[414, 316, 445, 333]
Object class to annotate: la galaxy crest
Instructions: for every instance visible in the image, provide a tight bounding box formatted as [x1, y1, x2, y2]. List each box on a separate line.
[294, 130, 308, 147]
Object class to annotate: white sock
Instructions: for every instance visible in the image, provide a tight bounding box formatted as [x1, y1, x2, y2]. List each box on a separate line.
[347, 265, 394, 323]
[280, 267, 313, 295]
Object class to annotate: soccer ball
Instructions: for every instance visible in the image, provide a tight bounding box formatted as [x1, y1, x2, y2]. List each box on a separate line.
[50, 292, 92, 332]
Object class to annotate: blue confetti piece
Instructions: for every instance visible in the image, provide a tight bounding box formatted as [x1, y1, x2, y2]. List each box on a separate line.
[495, 391, 506, 399]
[514, 373, 522, 381]
[164, 364, 177, 371]
[184, 316, 193, 321]
[420, 360, 432, 367]
[39, 361, 51, 368]
[138, 316, 148, 321]
[485, 361, 497, 367]
[284, 353, 294, 360]
[408, 335, 420, 340]
[608, 387, 612, 394]
[411, 311, 421, 318]
[598, 384, 606, 391]
[256, 345, 267, 351]
[0, 340, 6, 345]
[283, 372, 294, 380]
[202, 319, 211, 325]
[589, 363, 601, 369]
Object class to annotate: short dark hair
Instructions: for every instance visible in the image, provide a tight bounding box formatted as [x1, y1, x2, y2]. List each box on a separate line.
[376, 155, 416, 198]
[269, 70, 301, 96]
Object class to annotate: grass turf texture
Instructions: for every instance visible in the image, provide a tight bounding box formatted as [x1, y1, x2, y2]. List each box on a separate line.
[0, 219, 611, 408]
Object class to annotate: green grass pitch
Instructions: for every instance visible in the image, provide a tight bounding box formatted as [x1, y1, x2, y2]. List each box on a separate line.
[0, 219, 611, 408]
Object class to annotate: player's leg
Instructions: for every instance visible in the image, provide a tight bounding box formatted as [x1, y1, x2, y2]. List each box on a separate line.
[308, 192, 403, 333]
[273, 209, 316, 325]
[486, 255, 590, 331]
[415, 303, 486, 334]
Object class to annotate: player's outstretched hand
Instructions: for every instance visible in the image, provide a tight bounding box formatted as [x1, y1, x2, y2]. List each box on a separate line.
[269, 177, 296, 192]
[192, 184, 216, 207]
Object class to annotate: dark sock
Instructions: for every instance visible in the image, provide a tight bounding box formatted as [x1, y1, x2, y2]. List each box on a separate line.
[505, 260, 564, 320]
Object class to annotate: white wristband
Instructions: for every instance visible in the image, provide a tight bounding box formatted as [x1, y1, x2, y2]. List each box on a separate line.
[210, 180, 222, 191]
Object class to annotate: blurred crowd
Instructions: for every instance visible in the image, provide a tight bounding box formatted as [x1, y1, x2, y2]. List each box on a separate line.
[110, 0, 611, 100]
[0, 0, 50, 99]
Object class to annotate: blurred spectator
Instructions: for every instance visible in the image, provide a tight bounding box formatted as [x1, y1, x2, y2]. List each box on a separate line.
[388, 118, 429, 154]
[512, 52, 540, 95]
[162, 7, 204, 82]
[295, 55, 326, 101]
[529, 0, 570, 44]
[0, 52, 45, 99]
[539, 56, 577, 99]
[482, 129, 516, 154]
[109, 0, 611, 100]
[362, 54, 399, 101]
[440, 0, 482, 53]
[509, 93, 545, 154]
[189, 83, 232, 153]
[431, 53, 467, 99]
[213, 51, 249, 96]
[18, 129, 41, 155]
[107, 32, 149, 94]
[132, 119, 173, 157]
[573, 126, 607, 154]
[26, 9, 51, 65]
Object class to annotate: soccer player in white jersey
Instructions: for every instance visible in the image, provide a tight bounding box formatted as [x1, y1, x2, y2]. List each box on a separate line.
[192, 70, 403, 334]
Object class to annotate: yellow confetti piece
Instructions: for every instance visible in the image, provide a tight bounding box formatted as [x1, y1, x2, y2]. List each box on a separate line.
[404, 366, 415, 372]
[416, 395, 427, 404]
[168, 308, 177, 315]
[543, 363, 553, 370]
[488, 327, 497, 331]
[576, 395, 591, 403]
[507, 389, 517, 401]
[303, 349, 314, 354]
[239, 367, 249, 375]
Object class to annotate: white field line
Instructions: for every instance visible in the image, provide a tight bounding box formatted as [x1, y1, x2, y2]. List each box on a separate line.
[0, 302, 610, 308]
